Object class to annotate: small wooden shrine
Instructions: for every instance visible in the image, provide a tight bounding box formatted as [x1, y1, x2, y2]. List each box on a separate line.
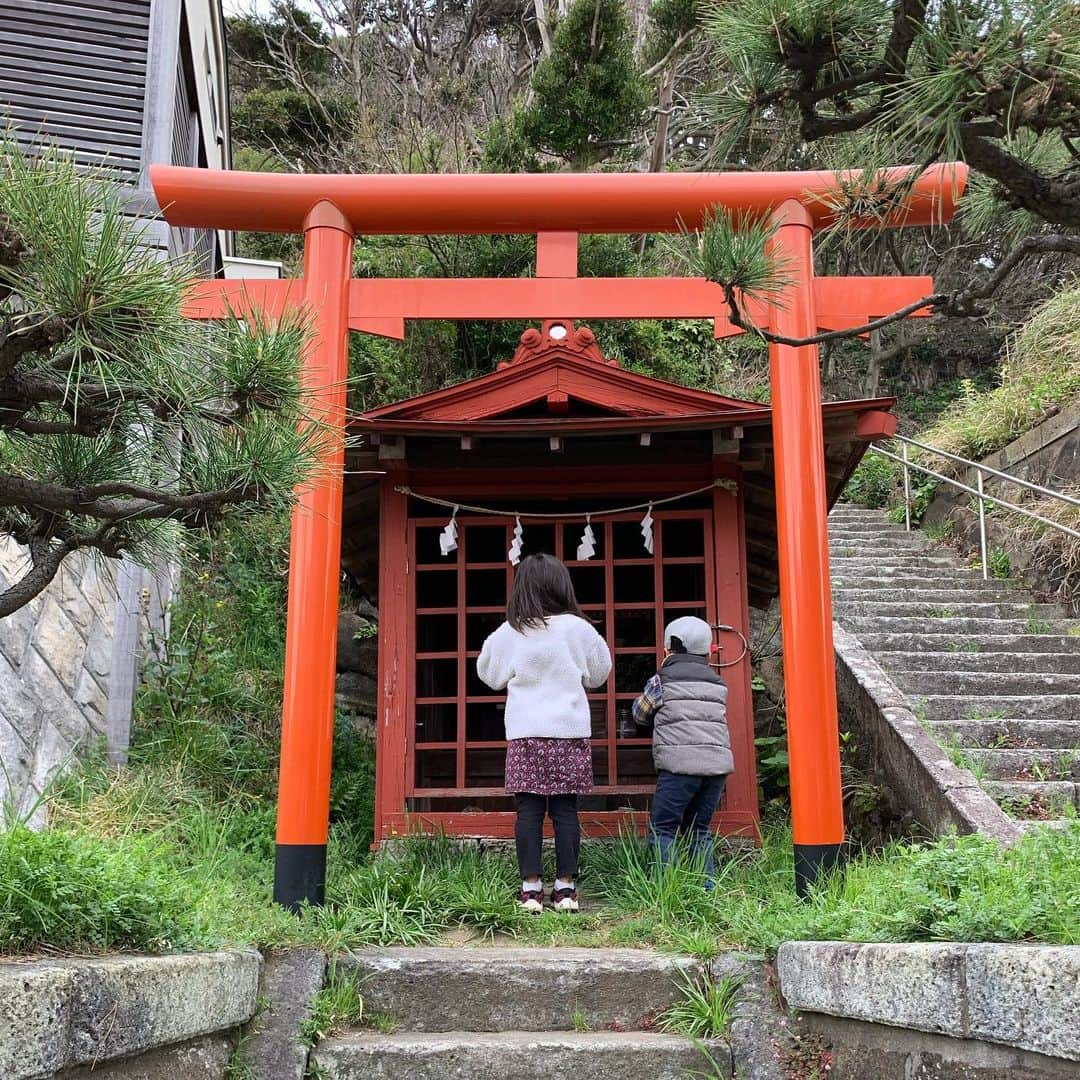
[349, 320, 895, 845]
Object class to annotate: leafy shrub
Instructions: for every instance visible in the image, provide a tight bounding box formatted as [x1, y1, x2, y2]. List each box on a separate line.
[920, 285, 1080, 467]
[843, 453, 898, 508]
[0, 826, 199, 953]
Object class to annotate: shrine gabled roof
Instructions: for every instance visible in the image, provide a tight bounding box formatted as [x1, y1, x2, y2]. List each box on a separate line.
[358, 320, 763, 432]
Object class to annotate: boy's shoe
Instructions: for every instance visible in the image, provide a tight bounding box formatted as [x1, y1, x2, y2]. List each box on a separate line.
[518, 888, 544, 914]
[550, 886, 579, 912]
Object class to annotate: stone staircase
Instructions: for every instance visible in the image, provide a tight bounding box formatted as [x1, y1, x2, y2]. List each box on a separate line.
[830, 506, 1080, 829]
[309, 948, 732, 1079]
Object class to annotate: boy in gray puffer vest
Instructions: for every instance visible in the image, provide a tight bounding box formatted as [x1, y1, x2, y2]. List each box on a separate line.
[632, 616, 733, 888]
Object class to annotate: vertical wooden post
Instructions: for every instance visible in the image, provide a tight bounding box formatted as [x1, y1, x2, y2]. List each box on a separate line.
[374, 471, 410, 843]
[767, 201, 845, 895]
[274, 201, 354, 911]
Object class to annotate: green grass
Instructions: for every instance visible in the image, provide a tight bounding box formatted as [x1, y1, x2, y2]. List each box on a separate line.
[659, 970, 741, 1039]
[301, 962, 366, 1045]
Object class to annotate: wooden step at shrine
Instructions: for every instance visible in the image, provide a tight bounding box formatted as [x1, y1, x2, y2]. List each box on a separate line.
[829, 506, 1080, 830]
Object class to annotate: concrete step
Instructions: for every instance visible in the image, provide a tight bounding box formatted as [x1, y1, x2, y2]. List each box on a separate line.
[960, 748, 1080, 781]
[890, 670, 1080, 697]
[982, 780, 1079, 816]
[837, 600, 1068, 620]
[918, 694, 1080, 721]
[832, 577, 1012, 591]
[881, 652, 1080, 674]
[829, 528, 930, 540]
[929, 718, 1080, 749]
[856, 633, 1080, 654]
[311, 1031, 727, 1080]
[828, 555, 968, 568]
[842, 617, 1077, 637]
[834, 589, 1028, 605]
[334, 949, 699, 1032]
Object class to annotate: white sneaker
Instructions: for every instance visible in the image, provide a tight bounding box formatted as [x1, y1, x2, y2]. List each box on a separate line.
[518, 888, 543, 914]
[551, 887, 579, 912]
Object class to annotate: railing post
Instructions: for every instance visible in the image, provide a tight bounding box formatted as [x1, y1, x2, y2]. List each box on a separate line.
[767, 201, 845, 897]
[274, 200, 355, 912]
[901, 442, 912, 532]
[977, 470, 989, 581]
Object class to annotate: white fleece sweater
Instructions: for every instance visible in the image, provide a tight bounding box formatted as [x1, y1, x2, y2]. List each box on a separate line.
[476, 614, 612, 740]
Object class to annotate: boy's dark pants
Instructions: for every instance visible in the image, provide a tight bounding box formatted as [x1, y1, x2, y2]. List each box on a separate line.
[649, 771, 727, 887]
[515, 793, 580, 880]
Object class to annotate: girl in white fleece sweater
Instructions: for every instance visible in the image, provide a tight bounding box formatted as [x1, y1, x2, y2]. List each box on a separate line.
[477, 553, 611, 912]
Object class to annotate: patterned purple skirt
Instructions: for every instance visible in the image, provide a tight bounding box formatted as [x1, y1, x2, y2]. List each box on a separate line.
[504, 737, 594, 795]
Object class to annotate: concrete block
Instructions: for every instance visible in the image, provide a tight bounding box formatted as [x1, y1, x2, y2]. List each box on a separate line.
[338, 947, 701, 1032]
[22, 649, 91, 750]
[0, 961, 77, 1078]
[965, 945, 1080, 1061]
[312, 1030, 730, 1080]
[60, 1033, 234, 1079]
[0, 950, 261, 1078]
[32, 598, 85, 690]
[712, 953, 788, 1080]
[777, 942, 969, 1037]
[240, 948, 327, 1080]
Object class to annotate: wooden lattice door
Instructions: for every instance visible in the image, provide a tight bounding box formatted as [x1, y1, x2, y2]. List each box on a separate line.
[407, 510, 729, 825]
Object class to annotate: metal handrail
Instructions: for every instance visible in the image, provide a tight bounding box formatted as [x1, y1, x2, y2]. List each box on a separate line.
[868, 433, 1080, 581]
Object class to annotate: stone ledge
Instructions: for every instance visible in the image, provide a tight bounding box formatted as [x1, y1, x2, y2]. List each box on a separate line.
[777, 941, 1080, 1063]
[833, 622, 1022, 843]
[0, 949, 261, 1079]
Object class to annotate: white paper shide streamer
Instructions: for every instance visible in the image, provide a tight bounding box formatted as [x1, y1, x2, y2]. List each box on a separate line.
[640, 503, 654, 555]
[576, 515, 596, 561]
[508, 516, 524, 566]
[439, 506, 459, 556]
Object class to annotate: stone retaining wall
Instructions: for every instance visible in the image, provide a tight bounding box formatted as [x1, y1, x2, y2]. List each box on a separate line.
[832, 623, 1021, 843]
[778, 941, 1080, 1079]
[923, 401, 1080, 603]
[0, 539, 120, 824]
[0, 950, 261, 1080]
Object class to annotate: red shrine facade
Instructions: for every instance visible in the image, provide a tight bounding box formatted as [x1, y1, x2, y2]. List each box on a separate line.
[355, 320, 896, 844]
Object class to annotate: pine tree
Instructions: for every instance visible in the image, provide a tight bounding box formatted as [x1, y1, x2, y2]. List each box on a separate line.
[522, 0, 650, 169]
[0, 147, 320, 616]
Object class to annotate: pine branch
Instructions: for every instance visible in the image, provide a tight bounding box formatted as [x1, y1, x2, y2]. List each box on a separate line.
[716, 234, 1080, 346]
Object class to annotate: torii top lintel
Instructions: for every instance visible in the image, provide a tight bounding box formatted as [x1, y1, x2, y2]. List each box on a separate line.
[150, 163, 967, 236]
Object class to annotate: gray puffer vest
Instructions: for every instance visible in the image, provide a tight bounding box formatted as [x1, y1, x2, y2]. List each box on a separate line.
[652, 653, 733, 776]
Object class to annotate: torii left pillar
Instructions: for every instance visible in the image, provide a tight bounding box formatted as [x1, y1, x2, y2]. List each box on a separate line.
[274, 201, 355, 910]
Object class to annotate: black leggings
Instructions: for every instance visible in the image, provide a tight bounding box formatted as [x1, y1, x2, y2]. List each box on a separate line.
[514, 793, 580, 880]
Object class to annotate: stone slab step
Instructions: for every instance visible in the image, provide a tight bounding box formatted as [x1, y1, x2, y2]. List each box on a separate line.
[917, 694, 1080, 721]
[311, 1031, 728, 1080]
[842, 617, 1076, 637]
[960, 748, 1080, 781]
[856, 633, 1080, 654]
[833, 574, 1010, 591]
[882, 652, 1080, 674]
[829, 556, 969, 570]
[983, 780, 1079, 815]
[829, 537, 930, 549]
[890, 670, 1080, 697]
[834, 589, 1028, 605]
[334, 949, 699, 1032]
[837, 600, 1068, 620]
[929, 719, 1080, 749]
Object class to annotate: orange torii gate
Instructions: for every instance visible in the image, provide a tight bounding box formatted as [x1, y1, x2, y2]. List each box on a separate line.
[151, 164, 966, 909]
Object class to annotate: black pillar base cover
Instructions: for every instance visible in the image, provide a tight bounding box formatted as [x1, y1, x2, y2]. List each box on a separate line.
[794, 842, 843, 899]
[274, 843, 327, 912]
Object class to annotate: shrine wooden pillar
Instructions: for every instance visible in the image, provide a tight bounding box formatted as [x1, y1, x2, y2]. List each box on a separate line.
[274, 202, 355, 911]
[767, 201, 844, 895]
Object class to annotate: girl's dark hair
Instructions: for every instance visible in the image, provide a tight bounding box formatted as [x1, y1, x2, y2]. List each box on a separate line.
[507, 553, 586, 632]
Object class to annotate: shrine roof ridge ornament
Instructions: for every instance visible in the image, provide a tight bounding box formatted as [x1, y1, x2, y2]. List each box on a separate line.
[499, 320, 615, 369]
[150, 163, 967, 236]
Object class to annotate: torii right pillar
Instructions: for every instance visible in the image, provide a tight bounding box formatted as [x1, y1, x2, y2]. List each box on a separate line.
[768, 200, 845, 896]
